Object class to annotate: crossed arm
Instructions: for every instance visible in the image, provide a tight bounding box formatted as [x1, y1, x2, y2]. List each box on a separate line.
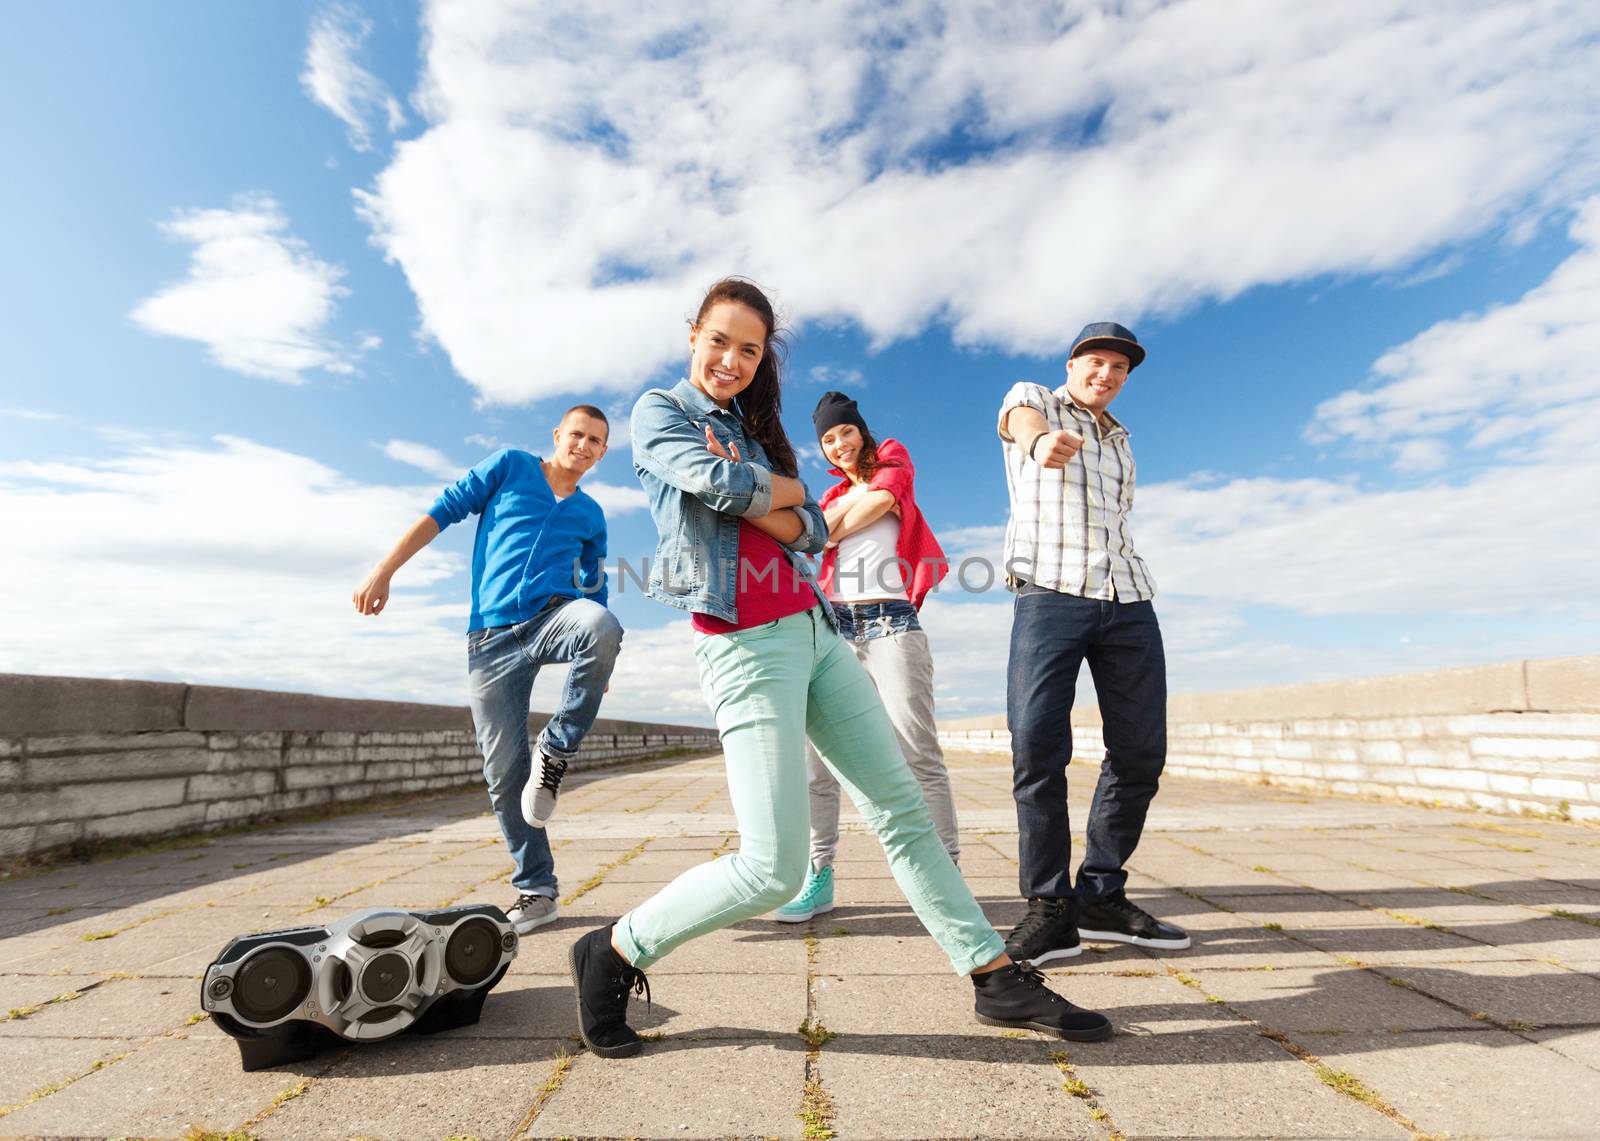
[700, 425, 811, 545]
[823, 487, 898, 546]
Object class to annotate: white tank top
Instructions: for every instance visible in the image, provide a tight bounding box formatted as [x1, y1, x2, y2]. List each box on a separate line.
[827, 484, 906, 603]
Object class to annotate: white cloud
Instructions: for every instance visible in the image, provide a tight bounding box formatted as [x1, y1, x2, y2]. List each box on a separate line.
[583, 481, 650, 515]
[1135, 453, 1600, 618]
[1310, 195, 1600, 469]
[357, 0, 1600, 405]
[382, 438, 461, 481]
[131, 195, 355, 383]
[1133, 200, 1600, 620]
[0, 408, 60, 421]
[301, 4, 405, 151]
[809, 364, 864, 388]
[0, 436, 465, 702]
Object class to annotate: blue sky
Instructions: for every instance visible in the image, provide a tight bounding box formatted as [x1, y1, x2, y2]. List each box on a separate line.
[2, 1, 1597, 725]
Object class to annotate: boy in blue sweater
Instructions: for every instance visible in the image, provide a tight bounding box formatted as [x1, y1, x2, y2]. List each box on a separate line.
[353, 405, 623, 933]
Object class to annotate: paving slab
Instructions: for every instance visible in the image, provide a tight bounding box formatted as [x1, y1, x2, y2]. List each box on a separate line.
[529, 1040, 807, 1139]
[0, 1033, 143, 1112]
[0, 975, 202, 1039]
[261, 1035, 560, 1141]
[820, 1034, 1102, 1139]
[1197, 964, 1482, 1033]
[1382, 958, 1600, 1028]
[1315, 1029, 1600, 1139]
[0, 1034, 320, 1137]
[1073, 1025, 1410, 1139]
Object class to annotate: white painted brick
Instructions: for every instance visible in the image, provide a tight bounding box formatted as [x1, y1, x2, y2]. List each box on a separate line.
[26, 731, 207, 756]
[285, 763, 365, 789]
[1357, 740, 1404, 764]
[275, 788, 333, 812]
[204, 796, 275, 824]
[0, 739, 20, 759]
[83, 802, 208, 840]
[1246, 722, 1285, 739]
[1414, 767, 1490, 792]
[364, 761, 416, 781]
[286, 746, 356, 766]
[1272, 739, 1316, 760]
[1483, 772, 1533, 795]
[0, 821, 79, 858]
[1471, 737, 1600, 761]
[204, 748, 284, 774]
[26, 748, 214, 784]
[1259, 758, 1305, 777]
[207, 732, 283, 751]
[1529, 777, 1589, 800]
[1310, 740, 1360, 762]
[310, 731, 359, 747]
[188, 771, 278, 801]
[1403, 741, 1473, 767]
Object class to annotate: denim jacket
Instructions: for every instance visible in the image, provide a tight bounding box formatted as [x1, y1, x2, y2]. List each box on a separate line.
[632, 378, 834, 627]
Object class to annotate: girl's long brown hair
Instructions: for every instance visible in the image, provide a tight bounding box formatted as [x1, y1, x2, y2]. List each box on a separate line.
[693, 277, 798, 477]
[848, 421, 900, 483]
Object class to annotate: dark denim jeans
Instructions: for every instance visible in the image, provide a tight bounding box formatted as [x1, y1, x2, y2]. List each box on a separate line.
[1007, 585, 1167, 902]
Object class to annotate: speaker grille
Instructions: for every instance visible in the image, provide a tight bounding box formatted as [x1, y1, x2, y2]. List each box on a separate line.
[233, 947, 312, 1024]
[360, 952, 410, 1004]
[444, 917, 501, 987]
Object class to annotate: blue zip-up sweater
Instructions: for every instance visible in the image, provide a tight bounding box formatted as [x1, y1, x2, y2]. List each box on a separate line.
[427, 449, 609, 632]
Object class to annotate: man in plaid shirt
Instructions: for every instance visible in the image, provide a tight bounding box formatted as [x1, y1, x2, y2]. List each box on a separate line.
[995, 321, 1191, 966]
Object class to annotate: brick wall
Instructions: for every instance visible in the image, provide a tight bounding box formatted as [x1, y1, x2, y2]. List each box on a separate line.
[939, 656, 1600, 823]
[0, 674, 719, 860]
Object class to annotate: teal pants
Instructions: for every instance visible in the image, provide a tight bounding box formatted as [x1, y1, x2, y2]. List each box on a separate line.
[615, 607, 1006, 974]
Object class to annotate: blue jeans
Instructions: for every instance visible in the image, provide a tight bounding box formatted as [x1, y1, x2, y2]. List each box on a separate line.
[1007, 586, 1167, 902]
[616, 607, 1004, 974]
[830, 598, 920, 641]
[467, 597, 623, 896]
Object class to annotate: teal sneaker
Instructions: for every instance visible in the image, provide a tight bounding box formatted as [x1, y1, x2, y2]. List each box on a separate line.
[773, 865, 835, 923]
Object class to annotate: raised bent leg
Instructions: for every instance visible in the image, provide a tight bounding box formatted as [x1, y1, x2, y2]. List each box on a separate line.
[467, 627, 557, 895]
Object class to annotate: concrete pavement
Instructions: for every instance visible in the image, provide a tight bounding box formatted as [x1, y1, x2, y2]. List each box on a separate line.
[0, 749, 1597, 1139]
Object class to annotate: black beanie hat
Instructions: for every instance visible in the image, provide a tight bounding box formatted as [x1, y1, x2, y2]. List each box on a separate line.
[813, 390, 866, 440]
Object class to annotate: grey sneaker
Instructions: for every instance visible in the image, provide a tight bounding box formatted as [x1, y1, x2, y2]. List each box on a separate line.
[522, 751, 570, 828]
[506, 892, 560, 934]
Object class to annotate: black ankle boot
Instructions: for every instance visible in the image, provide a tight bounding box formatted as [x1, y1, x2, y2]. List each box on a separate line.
[974, 960, 1112, 1041]
[569, 924, 650, 1057]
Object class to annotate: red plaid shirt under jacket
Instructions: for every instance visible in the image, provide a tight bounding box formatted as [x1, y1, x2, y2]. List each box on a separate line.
[815, 438, 948, 609]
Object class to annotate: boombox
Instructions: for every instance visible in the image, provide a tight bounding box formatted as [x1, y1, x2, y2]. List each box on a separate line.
[201, 904, 518, 1070]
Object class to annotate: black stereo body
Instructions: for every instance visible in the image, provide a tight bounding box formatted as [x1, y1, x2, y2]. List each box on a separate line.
[201, 904, 518, 1070]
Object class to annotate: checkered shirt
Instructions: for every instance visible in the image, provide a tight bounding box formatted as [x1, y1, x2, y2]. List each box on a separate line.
[996, 381, 1156, 601]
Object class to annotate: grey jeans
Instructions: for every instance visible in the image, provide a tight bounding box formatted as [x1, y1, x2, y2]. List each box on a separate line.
[805, 601, 960, 867]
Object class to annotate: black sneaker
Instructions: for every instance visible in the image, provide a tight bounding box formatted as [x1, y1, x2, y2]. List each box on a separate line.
[1004, 897, 1082, 966]
[568, 924, 650, 1058]
[974, 960, 1112, 1041]
[1077, 890, 1192, 950]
